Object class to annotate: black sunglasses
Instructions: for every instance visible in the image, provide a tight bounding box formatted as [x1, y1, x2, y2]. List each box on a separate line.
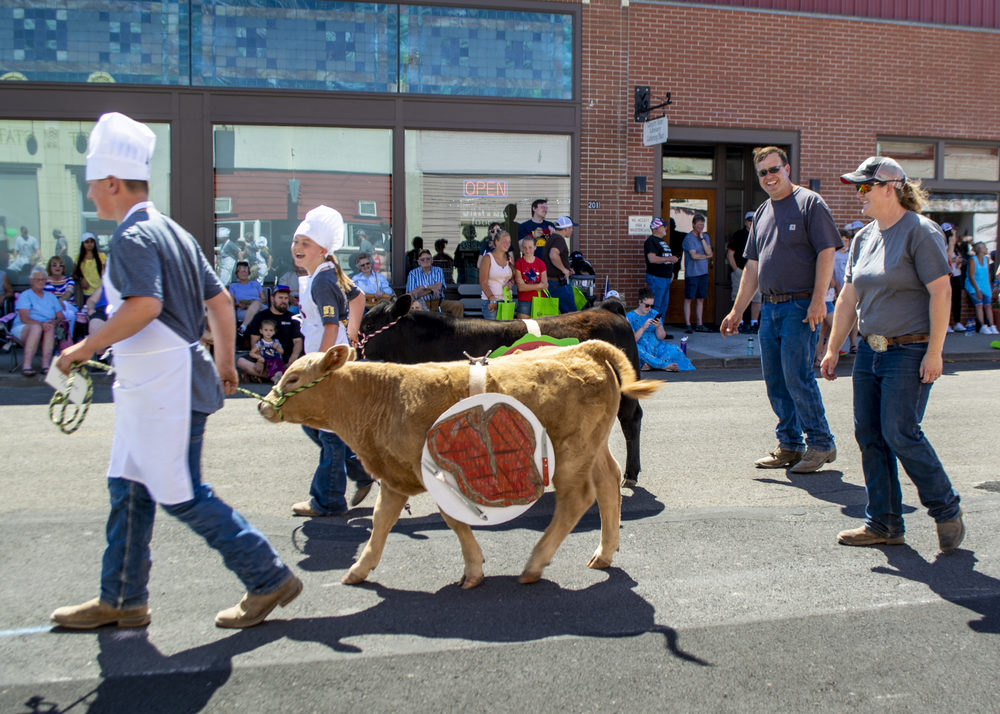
[757, 165, 784, 177]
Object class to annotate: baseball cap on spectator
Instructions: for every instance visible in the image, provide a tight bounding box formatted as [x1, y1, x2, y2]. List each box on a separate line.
[840, 156, 907, 185]
[744, 211, 754, 220]
[80, 231, 97, 244]
[650, 217, 665, 231]
[295, 205, 344, 256]
[553, 216, 579, 229]
[940, 222, 954, 232]
[85, 112, 156, 182]
[273, 284, 291, 294]
[217, 226, 231, 239]
[844, 220, 865, 232]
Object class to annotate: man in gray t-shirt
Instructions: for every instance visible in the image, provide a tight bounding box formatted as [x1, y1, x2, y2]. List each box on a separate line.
[720, 146, 839, 474]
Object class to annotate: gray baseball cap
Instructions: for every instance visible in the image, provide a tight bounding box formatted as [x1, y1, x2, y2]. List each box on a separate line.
[840, 156, 907, 185]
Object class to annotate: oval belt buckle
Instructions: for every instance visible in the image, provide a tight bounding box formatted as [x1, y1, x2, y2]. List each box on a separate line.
[867, 334, 888, 353]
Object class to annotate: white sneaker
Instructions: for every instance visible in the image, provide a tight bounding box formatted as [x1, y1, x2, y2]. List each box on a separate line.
[947, 325, 954, 333]
[954, 322, 965, 331]
[990, 325, 999, 334]
[980, 325, 991, 334]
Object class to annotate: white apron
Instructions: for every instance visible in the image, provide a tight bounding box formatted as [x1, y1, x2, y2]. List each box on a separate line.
[103, 224, 197, 506]
[298, 262, 347, 436]
[298, 262, 348, 354]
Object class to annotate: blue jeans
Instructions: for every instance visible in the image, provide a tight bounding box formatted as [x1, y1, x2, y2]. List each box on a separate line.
[759, 300, 835, 452]
[303, 426, 372, 515]
[481, 299, 498, 320]
[644, 274, 672, 318]
[852, 342, 961, 537]
[101, 412, 290, 609]
[549, 283, 577, 314]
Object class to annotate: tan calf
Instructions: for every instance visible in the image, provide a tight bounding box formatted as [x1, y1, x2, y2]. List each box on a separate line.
[259, 340, 661, 588]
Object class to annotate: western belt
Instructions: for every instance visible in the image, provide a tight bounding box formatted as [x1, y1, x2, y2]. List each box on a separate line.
[864, 334, 930, 353]
[762, 292, 812, 304]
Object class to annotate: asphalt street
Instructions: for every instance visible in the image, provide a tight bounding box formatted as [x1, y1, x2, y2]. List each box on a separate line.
[1, 359, 998, 713]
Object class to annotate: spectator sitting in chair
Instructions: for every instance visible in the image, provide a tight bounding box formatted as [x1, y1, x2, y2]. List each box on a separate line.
[406, 249, 464, 316]
[228, 260, 264, 336]
[13, 267, 64, 376]
[350, 252, 393, 308]
[236, 285, 303, 381]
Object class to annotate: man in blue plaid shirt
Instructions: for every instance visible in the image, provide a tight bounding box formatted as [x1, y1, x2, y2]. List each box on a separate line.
[405, 249, 463, 315]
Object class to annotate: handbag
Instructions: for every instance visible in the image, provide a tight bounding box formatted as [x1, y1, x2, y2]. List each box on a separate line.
[496, 286, 516, 321]
[530, 290, 561, 318]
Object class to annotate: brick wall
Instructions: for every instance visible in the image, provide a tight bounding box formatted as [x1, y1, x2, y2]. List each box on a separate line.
[576, 0, 1000, 308]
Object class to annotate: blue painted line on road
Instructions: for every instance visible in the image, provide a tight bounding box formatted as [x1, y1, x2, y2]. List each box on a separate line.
[0, 625, 52, 637]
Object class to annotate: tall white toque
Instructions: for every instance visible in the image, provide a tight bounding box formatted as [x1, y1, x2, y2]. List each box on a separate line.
[295, 205, 345, 256]
[85, 112, 156, 182]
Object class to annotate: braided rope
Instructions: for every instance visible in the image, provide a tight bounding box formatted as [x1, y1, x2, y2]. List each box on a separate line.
[356, 315, 403, 359]
[49, 360, 331, 434]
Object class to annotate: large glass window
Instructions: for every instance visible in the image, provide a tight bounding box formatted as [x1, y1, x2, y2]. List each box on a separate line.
[662, 146, 714, 181]
[404, 130, 571, 285]
[213, 125, 392, 288]
[3, 2, 574, 99]
[0, 119, 170, 282]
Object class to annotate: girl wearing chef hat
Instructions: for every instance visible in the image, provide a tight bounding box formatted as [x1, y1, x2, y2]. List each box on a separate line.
[289, 205, 374, 517]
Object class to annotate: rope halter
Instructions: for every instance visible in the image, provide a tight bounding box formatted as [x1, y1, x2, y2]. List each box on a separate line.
[356, 314, 403, 359]
[235, 369, 332, 421]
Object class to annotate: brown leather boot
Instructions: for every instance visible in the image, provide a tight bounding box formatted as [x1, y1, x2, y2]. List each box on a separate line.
[754, 447, 803, 469]
[50, 598, 151, 629]
[215, 574, 303, 629]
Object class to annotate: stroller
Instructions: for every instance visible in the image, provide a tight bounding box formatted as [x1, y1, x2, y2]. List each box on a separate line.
[568, 250, 597, 309]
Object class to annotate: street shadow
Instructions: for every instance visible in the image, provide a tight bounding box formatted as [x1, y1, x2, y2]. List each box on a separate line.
[755, 471, 917, 518]
[872, 546, 1000, 634]
[292, 486, 665, 574]
[30, 569, 707, 713]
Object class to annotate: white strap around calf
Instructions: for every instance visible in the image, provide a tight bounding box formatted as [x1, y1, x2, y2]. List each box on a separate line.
[521, 318, 541, 336]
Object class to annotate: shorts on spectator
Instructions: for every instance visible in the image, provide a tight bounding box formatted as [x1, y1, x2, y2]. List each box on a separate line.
[516, 300, 532, 315]
[730, 268, 761, 303]
[684, 274, 708, 300]
[966, 290, 990, 306]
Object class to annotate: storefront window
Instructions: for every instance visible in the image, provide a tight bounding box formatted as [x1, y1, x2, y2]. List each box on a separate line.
[877, 140, 935, 179]
[213, 125, 392, 289]
[943, 144, 1000, 181]
[662, 146, 714, 181]
[404, 130, 571, 285]
[0, 119, 170, 284]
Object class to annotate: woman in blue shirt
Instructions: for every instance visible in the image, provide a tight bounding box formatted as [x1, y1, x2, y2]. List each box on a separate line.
[13, 267, 64, 376]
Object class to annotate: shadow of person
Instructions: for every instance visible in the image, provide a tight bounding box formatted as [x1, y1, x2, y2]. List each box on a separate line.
[755, 471, 917, 519]
[872, 547, 1000, 634]
[60, 568, 708, 712]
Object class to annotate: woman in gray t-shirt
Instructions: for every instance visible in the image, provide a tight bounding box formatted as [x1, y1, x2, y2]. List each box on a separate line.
[821, 156, 963, 553]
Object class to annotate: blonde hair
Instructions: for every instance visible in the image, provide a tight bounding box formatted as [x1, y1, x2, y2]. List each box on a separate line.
[893, 180, 929, 213]
[324, 254, 356, 294]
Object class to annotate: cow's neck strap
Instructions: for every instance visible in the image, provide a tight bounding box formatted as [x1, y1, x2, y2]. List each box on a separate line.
[521, 318, 541, 336]
[463, 352, 490, 396]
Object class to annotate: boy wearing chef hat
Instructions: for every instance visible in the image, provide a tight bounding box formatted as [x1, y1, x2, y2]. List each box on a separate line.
[53, 112, 301, 630]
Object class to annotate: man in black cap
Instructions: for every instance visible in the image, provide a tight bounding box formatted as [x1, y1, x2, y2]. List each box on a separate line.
[545, 216, 578, 313]
[720, 146, 840, 474]
[236, 284, 303, 380]
[644, 217, 679, 336]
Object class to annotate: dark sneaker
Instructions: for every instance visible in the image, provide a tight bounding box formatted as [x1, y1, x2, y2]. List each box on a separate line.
[684, 325, 694, 334]
[663, 333, 675, 340]
[789, 447, 837, 473]
[51, 598, 151, 629]
[215, 574, 303, 629]
[837, 526, 904, 547]
[694, 324, 711, 333]
[936, 512, 965, 552]
[754, 447, 803, 469]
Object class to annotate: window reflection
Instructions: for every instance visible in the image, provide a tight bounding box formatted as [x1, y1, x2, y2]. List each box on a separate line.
[212, 125, 393, 293]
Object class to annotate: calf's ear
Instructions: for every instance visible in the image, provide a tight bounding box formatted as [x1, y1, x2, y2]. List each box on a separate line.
[392, 294, 412, 317]
[320, 343, 354, 372]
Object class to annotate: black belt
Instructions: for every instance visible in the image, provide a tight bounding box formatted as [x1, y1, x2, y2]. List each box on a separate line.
[762, 292, 812, 304]
[863, 334, 930, 352]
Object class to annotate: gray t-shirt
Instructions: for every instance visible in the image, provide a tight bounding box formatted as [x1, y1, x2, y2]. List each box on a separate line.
[108, 209, 225, 414]
[682, 232, 709, 277]
[745, 186, 841, 295]
[846, 211, 949, 338]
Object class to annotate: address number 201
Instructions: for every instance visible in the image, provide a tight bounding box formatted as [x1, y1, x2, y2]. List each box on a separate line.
[586, 201, 600, 209]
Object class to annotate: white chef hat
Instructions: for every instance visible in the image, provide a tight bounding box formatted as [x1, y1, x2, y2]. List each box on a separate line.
[85, 112, 156, 182]
[295, 205, 344, 256]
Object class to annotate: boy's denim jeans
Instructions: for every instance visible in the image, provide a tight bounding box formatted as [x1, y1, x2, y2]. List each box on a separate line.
[302, 426, 372, 515]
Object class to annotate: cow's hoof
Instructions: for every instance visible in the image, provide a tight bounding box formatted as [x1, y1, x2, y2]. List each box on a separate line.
[587, 555, 611, 570]
[342, 571, 366, 586]
[518, 571, 542, 584]
[458, 574, 484, 589]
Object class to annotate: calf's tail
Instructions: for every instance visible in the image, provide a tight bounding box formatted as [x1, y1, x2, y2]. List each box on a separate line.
[588, 340, 663, 400]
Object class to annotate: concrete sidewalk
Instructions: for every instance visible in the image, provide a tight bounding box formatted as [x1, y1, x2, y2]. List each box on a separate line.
[679, 327, 1000, 370]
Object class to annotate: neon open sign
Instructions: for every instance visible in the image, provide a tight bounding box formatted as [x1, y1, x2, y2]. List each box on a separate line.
[463, 179, 509, 197]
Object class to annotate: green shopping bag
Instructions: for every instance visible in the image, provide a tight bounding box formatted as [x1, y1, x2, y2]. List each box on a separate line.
[530, 289, 561, 318]
[572, 285, 588, 310]
[496, 286, 517, 320]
